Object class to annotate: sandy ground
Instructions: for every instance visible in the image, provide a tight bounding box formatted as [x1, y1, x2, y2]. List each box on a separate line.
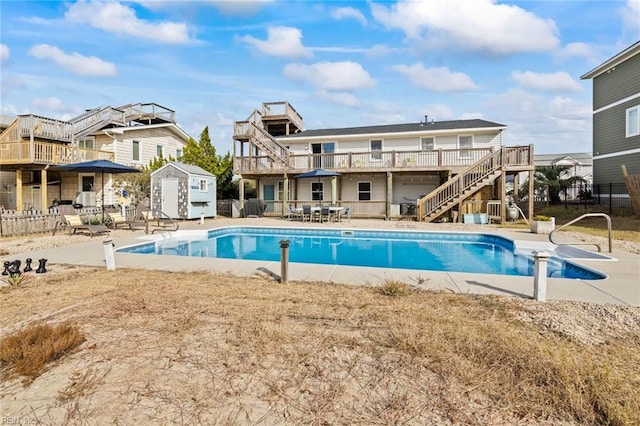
[1, 218, 639, 424]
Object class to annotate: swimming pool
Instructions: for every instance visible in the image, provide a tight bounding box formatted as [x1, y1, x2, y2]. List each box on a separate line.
[118, 227, 606, 280]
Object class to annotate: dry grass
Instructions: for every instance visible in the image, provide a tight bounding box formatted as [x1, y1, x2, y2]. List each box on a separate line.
[2, 268, 639, 424]
[0, 322, 85, 382]
[538, 206, 640, 243]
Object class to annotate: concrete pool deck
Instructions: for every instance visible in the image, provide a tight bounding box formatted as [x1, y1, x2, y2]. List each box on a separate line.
[10, 217, 640, 306]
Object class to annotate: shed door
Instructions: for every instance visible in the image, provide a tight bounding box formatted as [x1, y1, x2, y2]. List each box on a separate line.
[161, 178, 179, 218]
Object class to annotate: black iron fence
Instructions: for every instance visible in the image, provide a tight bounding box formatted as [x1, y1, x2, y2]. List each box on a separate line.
[519, 183, 633, 215]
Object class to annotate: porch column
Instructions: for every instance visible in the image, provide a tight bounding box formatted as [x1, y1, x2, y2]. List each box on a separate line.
[528, 169, 534, 222]
[41, 169, 48, 211]
[500, 169, 507, 225]
[238, 176, 245, 215]
[331, 176, 337, 205]
[283, 175, 289, 214]
[386, 171, 393, 220]
[16, 170, 23, 212]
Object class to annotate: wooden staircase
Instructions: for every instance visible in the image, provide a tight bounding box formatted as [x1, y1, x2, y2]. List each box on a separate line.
[233, 109, 290, 169]
[417, 147, 530, 222]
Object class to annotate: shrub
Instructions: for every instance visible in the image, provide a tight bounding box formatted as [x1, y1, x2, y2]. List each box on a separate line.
[376, 280, 409, 296]
[533, 215, 552, 221]
[0, 322, 85, 382]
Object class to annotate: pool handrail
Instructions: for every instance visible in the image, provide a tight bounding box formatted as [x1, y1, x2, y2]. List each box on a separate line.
[549, 213, 612, 253]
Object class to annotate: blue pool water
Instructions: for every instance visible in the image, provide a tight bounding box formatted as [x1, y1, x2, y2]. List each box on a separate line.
[118, 227, 606, 280]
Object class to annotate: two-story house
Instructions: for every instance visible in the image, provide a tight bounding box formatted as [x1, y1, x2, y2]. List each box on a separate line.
[0, 103, 190, 211]
[581, 40, 640, 187]
[233, 102, 534, 222]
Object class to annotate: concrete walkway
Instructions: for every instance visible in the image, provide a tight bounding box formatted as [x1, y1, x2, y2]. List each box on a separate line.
[10, 217, 640, 306]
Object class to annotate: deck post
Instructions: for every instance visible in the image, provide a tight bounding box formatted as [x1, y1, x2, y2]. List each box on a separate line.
[41, 169, 48, 211]
[386, 171, 392, 220]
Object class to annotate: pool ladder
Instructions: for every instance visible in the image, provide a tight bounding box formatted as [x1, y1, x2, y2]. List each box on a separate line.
[548, 213, 612, 253]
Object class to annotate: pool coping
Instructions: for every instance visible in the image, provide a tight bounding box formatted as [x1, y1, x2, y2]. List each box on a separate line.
[8, 222, 640, 307]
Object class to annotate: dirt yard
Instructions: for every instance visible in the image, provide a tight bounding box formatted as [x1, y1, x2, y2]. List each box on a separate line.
[1, 221, 640, 424]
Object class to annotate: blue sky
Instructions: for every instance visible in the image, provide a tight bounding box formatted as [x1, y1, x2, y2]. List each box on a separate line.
[1, 0, 639, 157]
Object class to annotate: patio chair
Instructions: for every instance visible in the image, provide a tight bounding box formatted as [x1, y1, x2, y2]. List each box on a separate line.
[319, 206, 331, 223]
[302, 205, 312, 222]
[287, 205, 302, 221]
[339, 207, 351, 223]
[53, 214, 110, 237]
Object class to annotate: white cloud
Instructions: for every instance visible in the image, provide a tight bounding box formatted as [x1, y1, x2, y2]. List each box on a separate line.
[621, 0, 640, 34]
[284, 61, 376, 91]
[239, 26, 312, 58]
[556, 42, 600, 63]
[331, 7, 367, 25]
[0, 44, 9, 63]
[392, 63, 478, 92]
[28, 44, 117, 77]
[316, 90, 360, 107]
[420, 104, 455, 121]
[484, 88, 592, 153]
[512, 71, 582, 92]
[371, 0, 559, 54]
[65, 1, 191, 44]
[206, 0, 275, 15]
[32, 97, 69, 112]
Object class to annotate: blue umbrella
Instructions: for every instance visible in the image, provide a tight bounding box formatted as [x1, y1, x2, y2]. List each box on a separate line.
[55, 160, 140, 220]
[295, 168, 341, 178]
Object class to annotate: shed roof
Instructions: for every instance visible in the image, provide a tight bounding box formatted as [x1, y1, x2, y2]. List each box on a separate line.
[280, 118, 506, 139]
[154, 162, 215, 177]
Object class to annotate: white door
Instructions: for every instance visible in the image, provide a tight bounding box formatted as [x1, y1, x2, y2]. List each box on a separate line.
[161, 178, 179, 218]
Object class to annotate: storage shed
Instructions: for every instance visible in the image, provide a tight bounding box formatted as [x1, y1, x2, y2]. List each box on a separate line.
[150, 162, 216, 219]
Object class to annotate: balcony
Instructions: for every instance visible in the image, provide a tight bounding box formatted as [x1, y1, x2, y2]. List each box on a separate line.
[234, 147, 501, 174]
[0, 141, 114, 166]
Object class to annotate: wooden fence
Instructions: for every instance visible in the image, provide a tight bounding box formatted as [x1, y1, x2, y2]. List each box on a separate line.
[1, 206, 105, 237]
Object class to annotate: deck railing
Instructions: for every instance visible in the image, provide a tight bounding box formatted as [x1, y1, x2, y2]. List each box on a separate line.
[262, 101, 304, 131]
[0, 141, 114, 165]
[234, 147, 494, 173]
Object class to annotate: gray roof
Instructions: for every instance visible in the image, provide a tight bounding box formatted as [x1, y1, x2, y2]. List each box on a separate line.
[281, 119, 506, 139]
[167, 162, 215, 177]
[581, 40, 640, 80]
[534, 152, 592, 165]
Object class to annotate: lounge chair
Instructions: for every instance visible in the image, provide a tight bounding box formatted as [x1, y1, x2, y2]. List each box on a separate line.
[107, 211, 140, 230]
[53, 214, 110, 237]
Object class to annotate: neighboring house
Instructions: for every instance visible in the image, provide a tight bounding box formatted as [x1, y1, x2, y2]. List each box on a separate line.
[232, 102, 535, 222]
[0, 103, 190, 211]
[515, 152, 593, 199]
[581, 40, 640, 186]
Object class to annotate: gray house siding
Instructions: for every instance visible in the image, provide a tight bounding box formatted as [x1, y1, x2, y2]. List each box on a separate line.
[592, 53, 640, 110]
[593, 100, 640, 157]
[593, 153, 640, 184]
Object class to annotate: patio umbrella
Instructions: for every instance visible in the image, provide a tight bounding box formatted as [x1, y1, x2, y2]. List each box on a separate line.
[296, 169, 341, 204]
[295, 168, 341, 178]
[54, 159, 141, 221]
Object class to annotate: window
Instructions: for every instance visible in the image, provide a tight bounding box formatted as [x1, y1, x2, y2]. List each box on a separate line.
[458, 135, 473, 159]
[176, 149, 182, 159]
[627, 106, 640, 137]
[156, 145, 164, 157]
[78, 137, 94, 150]
[132, 140, 140, 161]
[311, 182, 324, 201]
[199, 179, 208, 192]
[421, 137, 434, 151]
[277, 181, 292, 201]
[370, 139, 382, 160]
[357, 182, 371, 201]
